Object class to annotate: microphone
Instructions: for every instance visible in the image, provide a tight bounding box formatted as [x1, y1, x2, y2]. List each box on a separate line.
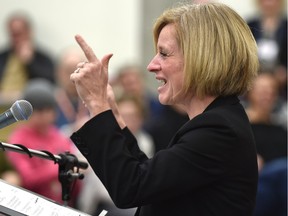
[0, 100, 33, 129]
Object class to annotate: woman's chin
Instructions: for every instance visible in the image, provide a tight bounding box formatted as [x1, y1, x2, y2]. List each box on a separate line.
[158, 95, 172, 105]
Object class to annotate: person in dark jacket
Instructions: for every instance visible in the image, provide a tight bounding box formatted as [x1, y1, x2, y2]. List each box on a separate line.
[70, 2, 259, 216]
[0, 12, 55, 103]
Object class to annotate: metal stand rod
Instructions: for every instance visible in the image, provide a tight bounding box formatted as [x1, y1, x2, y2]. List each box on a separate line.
[0, 141, 88, 206]
[0, 141, 88, 169]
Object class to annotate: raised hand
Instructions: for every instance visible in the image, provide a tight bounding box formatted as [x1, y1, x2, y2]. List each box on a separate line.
[70, 34, 113, 117]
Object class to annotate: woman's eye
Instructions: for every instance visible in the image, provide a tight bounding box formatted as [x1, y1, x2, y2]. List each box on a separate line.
[160, 52, 168, 57]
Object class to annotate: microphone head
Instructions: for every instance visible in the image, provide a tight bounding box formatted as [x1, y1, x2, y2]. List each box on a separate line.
[11, 100, 33, 121]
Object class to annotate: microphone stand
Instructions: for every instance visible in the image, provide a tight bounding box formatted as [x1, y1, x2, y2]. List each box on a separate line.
[0, 141, 88, 207]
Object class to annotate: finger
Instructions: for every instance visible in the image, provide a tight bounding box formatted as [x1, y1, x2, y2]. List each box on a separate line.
[101, 53, 113, 72]
[75, 34, 98, 62]
[70, 68, 81, 81]
[70, 72, 76, 82]
[74, 68, 80, 73]
[76, 61, 88, 68]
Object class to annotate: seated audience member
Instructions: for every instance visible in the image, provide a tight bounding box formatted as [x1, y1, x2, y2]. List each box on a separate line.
[117, 94, 155, 158]
[247, 0, 287, 100]
[54, 46, 88, 132]
[245, 73, 287, 163]
[5, 79, 80, 207]
[113, 64, 163, 125]
[0, 12, 55, 103]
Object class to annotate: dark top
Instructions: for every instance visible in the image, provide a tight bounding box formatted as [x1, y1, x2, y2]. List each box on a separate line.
[254, 157, 287, 216]
[251, 123, 287, 163]
[0, 48, 55, 83]
[144, 105, 189, 152]
[71, 95, 258, 216]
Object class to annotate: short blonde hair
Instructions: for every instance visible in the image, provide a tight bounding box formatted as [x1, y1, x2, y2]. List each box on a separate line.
[153, 2, 259, 98]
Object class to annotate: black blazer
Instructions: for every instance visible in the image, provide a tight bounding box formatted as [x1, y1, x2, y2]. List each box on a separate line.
[71, 95, 258, 216]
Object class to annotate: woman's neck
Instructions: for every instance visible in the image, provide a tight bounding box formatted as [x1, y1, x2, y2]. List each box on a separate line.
[183, 95, 216, 120]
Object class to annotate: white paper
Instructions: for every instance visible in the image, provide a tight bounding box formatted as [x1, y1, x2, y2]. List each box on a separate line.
[0, 179, 92, 216]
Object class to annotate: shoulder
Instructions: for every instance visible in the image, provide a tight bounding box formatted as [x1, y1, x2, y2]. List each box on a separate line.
[0, 49, 10, 59]
[33, 49, 54, 63]
[179, 110, 238, 139]
[175, 96, 251, 143]
[189, 96, 248, 130]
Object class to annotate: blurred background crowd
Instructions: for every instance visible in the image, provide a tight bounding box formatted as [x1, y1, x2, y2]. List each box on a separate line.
[0, 0, 286, 216]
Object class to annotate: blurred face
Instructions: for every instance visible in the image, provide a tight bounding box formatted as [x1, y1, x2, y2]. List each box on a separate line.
[29, 108, 56, 133]
[258, 0, 282, 16]
[119, 70, 144, 96]
[118, 100, 142, 134]
[58, 52, 81, 97]
[147, 24, 184, 105]
[8, 18, 31, 49]
[249, 74, 278, 111]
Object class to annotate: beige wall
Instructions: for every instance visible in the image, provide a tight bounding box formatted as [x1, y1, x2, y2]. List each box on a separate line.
[0, 0, 141, 78]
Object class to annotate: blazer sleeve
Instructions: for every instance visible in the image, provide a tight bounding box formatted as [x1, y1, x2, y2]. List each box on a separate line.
[71, 109, 242, 208]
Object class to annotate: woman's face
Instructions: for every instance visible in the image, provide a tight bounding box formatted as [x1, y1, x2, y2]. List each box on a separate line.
[147, 24, 185, 105]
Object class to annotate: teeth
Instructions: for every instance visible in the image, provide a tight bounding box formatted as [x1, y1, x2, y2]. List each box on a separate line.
[157, 79, 166, 86]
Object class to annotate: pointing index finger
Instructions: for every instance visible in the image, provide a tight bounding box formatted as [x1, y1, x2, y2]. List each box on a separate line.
[75, 34, 98, 62]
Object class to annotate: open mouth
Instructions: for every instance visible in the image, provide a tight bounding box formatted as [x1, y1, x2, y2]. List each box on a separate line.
[157, 79, 167, 86]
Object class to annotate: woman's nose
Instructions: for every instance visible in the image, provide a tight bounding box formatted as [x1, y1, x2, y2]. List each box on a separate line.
[147, 56, 160, 72]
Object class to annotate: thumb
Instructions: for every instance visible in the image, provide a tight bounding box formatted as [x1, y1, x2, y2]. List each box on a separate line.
[101, 53, 113, 72]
